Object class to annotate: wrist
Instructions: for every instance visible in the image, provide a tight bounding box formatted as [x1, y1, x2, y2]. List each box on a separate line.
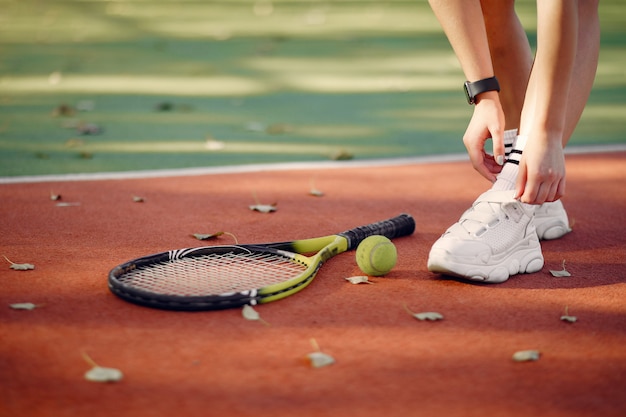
[474, 90, 500, 105]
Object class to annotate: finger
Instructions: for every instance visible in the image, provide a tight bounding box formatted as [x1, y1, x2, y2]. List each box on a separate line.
[547, 178, 567, 203]
[515, 161, 527, 200]
[545, 180, 560, 203]
[491, 128, 505, 166]
[533, 182, 550, 205]
[467, 146, 497, 182]
[556, 177, 566, 200]
[475, 160, 497, 183]
[484, 157, 504, 175]
[520, 180, 539, 204]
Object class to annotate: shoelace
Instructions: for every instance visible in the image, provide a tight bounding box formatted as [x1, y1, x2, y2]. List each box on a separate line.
[459, 201, 503, 235]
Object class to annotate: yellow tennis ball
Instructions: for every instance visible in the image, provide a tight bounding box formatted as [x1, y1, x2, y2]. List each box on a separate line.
[356, 235, 398, 276]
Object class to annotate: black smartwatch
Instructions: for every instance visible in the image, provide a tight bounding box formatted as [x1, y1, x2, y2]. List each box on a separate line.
[464, 76, 500, 105]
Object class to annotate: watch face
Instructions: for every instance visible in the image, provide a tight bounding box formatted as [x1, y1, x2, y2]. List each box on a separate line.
[464, 82, 474, 104]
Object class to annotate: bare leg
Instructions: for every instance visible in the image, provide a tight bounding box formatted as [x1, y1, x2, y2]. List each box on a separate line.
[480, 0, 533, 130]
[562, 0, 600, 144]
[516, 0, 600, 204]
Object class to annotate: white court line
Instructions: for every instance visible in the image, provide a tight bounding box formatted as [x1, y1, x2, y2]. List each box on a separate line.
[1, 144, 625, 185]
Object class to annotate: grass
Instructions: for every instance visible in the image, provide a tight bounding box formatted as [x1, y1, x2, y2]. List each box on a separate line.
[0, 0, 625, 177]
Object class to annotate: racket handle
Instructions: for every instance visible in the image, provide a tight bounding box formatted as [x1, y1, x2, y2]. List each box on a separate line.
[339, 213, 415, 250]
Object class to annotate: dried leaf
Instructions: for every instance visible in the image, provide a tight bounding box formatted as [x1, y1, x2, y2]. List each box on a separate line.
[10, 263, 35, 271]
[345, 276, 373, 285]
[414, 312, 444, 321]
[249, 191, 277, 213]
[192, 231, 224, 241]
[512, 350, 541, 362]
[10, 303, 38, 310]
[550, 260, 571, 277]
[307, 351, 335, 368]
[82, 352, 123, 383]
[309, 177, 324, 197]
[307, 339, 335, 368]
[242, 305, 269, 326]
[249, 203, 277, 213]
[560, 306, 578, 323]
[85, 366, 124, 383]
[4, 256, 35, 271]
[404, 304, 443, 321]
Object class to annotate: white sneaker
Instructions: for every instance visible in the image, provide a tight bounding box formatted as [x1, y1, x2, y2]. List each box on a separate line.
[535, 200, 571, 240]
[427, 190, 544, 283]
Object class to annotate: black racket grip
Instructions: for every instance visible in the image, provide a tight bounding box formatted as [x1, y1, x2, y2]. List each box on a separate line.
[339, 213, 415, 250]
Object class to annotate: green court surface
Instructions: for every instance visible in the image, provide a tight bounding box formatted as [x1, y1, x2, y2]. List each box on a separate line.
[1, 0, 625, 177]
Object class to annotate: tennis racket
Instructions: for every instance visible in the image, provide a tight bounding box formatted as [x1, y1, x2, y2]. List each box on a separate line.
[108, 214, 415, 311]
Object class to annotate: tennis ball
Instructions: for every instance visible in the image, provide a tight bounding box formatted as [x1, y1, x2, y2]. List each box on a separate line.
[356, 235, 398, 276]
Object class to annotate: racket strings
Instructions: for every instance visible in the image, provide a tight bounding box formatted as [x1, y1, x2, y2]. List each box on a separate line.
[116, 251, 308, 296]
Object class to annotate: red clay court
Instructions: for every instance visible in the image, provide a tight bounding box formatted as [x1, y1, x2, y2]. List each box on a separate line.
[1, 150, 624, 417]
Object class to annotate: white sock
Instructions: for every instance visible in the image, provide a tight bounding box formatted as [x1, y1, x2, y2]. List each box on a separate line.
[493, 134, 527, 191]
[503, 129, 517, 159]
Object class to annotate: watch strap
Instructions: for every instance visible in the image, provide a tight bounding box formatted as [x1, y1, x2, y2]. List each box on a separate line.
[464, 76, 500, 104]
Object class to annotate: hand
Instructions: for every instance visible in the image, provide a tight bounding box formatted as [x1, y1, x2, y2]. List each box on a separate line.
[462, 92, 506, 182]
[515, 134, 566, 205]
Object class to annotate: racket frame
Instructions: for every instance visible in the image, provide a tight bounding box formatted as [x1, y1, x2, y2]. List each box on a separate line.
[108, 214, 414, 311]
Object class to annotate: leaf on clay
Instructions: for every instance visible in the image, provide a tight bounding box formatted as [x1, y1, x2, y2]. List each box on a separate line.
[345, 276, 373, 285]
[404, 304, 443, 321]
[250, 191, 277, 213]
[192, 232, 225, 241]
[242, 305, 269, 326]
[512, 350, 541, 362]
[307, 338, 335, 368]
[414, 312, 444, 321]
[82, 351, 123, 383]
[307, 351, 335, 368]
[84, 366, 124, 383]
[309, 177, 324, 197]
[560, 306, 578, 323]
[9, 303, 38, 310]
[550, 260, 571, 277]
[10, 263, 35, 271]
[249, 203, 277, 213]
[4, 256, 35, 271]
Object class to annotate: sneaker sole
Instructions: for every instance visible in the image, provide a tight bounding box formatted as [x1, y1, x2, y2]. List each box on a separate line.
[536, 222, 571, 240]
[427, 238, 544, 283]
